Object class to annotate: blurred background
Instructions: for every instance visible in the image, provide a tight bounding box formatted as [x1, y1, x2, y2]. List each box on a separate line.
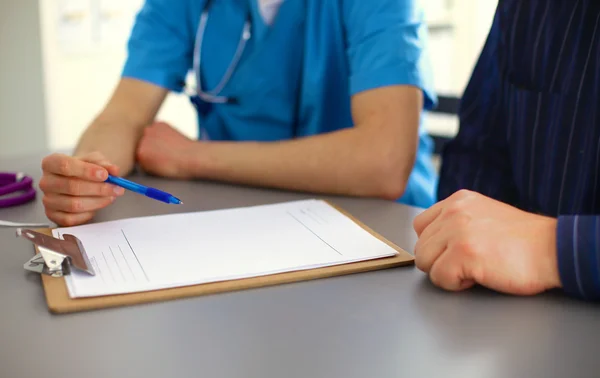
[0, 0, 497, 159]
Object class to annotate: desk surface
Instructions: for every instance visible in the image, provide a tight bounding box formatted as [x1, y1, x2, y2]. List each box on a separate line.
[1, 154, 599, 378]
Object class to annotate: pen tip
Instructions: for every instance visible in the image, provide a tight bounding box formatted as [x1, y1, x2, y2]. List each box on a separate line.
[168, 197, 184, 205]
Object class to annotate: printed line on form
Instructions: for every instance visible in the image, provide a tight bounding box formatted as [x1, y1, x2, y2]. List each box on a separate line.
[109, 246, 127, 282]
[121, 229, 150, 281]
[286, 211, 342, 256]
[118, 245, 136, 281]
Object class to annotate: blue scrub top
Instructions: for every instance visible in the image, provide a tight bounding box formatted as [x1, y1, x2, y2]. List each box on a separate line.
[122, 0, 438, 208]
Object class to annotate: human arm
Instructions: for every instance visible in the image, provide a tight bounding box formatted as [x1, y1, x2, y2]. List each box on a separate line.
[73, 78, 168, 174]
[40, 0, 190, 226]
[138, 86, 422, 199]
[40, 78, 168, 226]
[75, 0, 192, 172]
[137, 0, 435, 199]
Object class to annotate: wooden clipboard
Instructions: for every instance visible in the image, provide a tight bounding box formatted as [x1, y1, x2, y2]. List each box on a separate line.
[30, 203, 414, 314]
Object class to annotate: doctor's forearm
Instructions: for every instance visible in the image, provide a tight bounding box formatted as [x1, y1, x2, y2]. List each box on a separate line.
[74, 120, 141, 175]
[192, 128, 416, 199]
[74, 78, 169, 175]
[184, 85, 420, 198]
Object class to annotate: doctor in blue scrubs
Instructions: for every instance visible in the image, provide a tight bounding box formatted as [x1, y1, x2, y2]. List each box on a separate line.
[39, 0, 438, 227]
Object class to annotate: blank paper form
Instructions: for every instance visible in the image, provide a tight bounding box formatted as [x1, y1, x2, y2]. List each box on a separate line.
[52, 200, 398, 298]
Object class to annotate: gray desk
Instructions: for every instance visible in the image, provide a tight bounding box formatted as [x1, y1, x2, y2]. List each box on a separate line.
[1, 154, 599, 378]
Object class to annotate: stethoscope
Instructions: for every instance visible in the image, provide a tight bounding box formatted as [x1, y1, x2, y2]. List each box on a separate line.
[0, 172, 36, 208]
[188, 0, 252, 107]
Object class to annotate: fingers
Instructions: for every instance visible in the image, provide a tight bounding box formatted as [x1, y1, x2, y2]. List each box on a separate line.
[414, 217, 444, 253]
[413, 198, 446, 236]
[413, 190, 481, 236]
[39, 174, 125, 197]
[43, 194, 116, 214]
[45, 210, 96, 228]
[40, 152, 122, 227]
[414, 204, 475, 290]
[428, 250, 476, 292]
[414, 189, 485, 293]
[42, 153, 109, 181]
[81, 153, 120, 176]
[105, 164, 120, 177]
[40, 152, 123, 198]
[414, 224, 453, 273]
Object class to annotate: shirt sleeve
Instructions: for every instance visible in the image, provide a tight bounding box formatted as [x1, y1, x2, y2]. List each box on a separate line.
[341, 0, 436, 109]
[556, 215, 600, 300]
[121, 0, 194, 92]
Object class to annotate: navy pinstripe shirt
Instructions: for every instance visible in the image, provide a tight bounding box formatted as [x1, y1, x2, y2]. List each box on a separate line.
[438, 0, 600, 300]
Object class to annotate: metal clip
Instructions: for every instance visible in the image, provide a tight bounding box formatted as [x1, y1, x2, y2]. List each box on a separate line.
[16, 229, 95, 277]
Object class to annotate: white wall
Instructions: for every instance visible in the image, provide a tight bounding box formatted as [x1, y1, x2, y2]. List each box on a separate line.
[423, 0, 497, 96]
[422, 0, 498, 138]
[39, 0, 197, 152]
[0, 0, 48, 158]
[450, 0, 498, 94]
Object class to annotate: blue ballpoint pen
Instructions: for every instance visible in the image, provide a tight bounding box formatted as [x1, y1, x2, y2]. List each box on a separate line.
[105, 175, 183, 205]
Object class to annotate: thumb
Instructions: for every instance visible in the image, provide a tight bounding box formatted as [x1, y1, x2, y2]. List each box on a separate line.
[93, 160, 120, 177]
[104, 164, 121, 177]
[80, 153, 120, 177]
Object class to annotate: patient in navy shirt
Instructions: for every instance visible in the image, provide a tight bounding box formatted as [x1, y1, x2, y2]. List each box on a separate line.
[414, 0, 600, 300]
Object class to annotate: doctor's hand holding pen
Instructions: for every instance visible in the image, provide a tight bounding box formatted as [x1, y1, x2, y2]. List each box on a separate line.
[40, 152, 125, 226]
[40, 150, 184, 227]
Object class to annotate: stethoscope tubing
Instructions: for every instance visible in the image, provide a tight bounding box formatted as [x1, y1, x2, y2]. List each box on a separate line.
[190, 0, 252, 104]
[0, 172, 37, 208]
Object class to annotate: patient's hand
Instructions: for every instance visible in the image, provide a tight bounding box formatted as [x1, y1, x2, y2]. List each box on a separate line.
[413, 190, 561, 296]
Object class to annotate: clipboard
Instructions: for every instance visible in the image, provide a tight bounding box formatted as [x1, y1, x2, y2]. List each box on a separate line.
[19, 202, 414, 314]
